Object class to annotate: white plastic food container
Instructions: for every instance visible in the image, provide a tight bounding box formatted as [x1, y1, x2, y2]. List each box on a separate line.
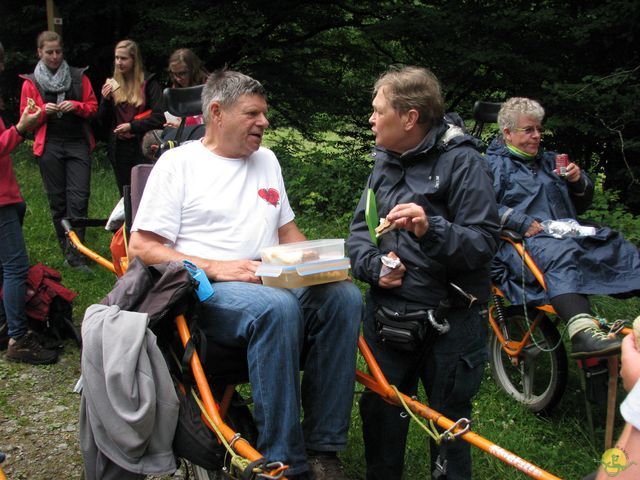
[256, 239, 350, 288]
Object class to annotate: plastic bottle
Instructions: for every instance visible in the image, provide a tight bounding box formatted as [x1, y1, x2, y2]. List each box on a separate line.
[540, 219, 596, 239]
[183, 260, 215, 302]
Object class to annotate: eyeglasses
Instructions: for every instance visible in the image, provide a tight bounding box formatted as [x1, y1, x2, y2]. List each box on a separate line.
[171, 70, 189, 78]
[513, 126, 543, 135]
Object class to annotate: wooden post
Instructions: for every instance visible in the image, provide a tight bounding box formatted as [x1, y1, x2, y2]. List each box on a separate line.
[45, 0, 63, 34]
[604, 355, 620, 450]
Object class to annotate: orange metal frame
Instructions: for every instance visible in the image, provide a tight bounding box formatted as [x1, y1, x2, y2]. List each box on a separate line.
[67, 232, 564, 479]
[494, 235, 631, 336]
[491, 234, 630, 452]
[488, 302, 545, 358]
[356, 336, 562, 480]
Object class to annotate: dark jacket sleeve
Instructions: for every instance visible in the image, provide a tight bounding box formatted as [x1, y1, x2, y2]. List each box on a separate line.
[418, 150, 500, 271]
[568, 172, 594, 215]
[130, 78, 165, 134]
[485, 154, 536, 234]
[96, 95, 115, 132]
[347, 179, 384, 286]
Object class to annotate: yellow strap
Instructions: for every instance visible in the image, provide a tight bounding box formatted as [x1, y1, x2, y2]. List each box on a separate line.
[191, 389, 252, 473]
[390, 385, 446, 444]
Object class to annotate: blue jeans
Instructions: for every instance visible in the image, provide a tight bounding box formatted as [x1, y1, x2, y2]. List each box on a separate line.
[0, 202, 29, 339]
[198, 280, 362, 475]
[360, 293, 488, 480]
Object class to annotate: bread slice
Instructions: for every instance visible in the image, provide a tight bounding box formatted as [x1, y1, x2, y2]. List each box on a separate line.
[26, 97, 37, 112]
[106, 78, 121, 92]
[375, 217, 395, 238]
[634, 315, 640, 351]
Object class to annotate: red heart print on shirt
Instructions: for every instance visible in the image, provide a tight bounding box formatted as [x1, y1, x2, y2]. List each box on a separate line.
[258, 188, 280, 207]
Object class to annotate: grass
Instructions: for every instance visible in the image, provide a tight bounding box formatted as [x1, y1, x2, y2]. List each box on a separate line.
[6, 141, 640, 479]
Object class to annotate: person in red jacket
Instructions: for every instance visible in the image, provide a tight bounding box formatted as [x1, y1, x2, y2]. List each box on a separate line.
[19, 31, 98, 269]
[1, 40, 58, 364]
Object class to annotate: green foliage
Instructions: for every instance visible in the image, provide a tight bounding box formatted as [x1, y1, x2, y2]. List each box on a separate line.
[584, 174, 640, 245]
[266, 129, 372, 220]
[2, 0, 639, 211]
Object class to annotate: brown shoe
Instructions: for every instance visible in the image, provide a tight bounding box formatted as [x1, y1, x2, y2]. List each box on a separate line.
[6, 332, 58, 365]
[308, 453, 349, 480]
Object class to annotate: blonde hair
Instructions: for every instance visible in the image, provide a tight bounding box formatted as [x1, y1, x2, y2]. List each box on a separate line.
[112, 39, 145, 107]
[37, 31, 62, 49]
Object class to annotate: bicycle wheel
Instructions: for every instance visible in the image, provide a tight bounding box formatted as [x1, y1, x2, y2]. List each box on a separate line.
[489, 306, 568, 414]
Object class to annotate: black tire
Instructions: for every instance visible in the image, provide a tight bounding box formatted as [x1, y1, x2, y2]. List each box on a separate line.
[489, 306, 568, 414]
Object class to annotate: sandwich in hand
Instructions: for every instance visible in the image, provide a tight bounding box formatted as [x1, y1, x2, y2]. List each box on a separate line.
[106, 78, 121, 92]
[26, 97, 37, 112]
[633, 315, 640, 351]
[375, 217, 396, 238]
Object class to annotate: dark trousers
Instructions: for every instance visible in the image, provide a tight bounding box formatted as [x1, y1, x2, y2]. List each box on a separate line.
[361, 293, 488, 480]
[111, 137, 145, 197]
[38, 138, 91, 259]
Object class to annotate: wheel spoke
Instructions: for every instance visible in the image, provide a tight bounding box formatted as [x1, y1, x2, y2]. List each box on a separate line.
[521, 359, 536, 399]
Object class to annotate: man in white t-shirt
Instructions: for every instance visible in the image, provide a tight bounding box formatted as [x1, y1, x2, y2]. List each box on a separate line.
[129, 70, 361, 480]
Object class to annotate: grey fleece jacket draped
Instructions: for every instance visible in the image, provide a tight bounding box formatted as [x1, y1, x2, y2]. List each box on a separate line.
[80, 304, 179, 479]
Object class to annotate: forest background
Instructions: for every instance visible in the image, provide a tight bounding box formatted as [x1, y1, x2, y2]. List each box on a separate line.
[1, 0, 639, 219]
[1, 1, 640, 479]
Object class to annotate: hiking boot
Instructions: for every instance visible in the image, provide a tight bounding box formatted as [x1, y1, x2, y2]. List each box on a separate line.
[308, 453, 349, 480]
[570, 327, 621, 359]
[6, 332, 58, 365]
[63, 259, 94, 275]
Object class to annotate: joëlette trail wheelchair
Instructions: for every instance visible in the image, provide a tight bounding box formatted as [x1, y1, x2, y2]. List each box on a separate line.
[473, 101, 631, 448]
[487, 228, 632, 449]
[487, 229, 570, 414]
[62, 93, 568, 480]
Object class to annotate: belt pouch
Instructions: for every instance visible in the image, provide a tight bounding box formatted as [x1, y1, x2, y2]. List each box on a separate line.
[374, 305, 428, 352]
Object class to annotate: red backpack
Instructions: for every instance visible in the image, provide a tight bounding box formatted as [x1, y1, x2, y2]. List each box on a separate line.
[24, 263, 80, 348]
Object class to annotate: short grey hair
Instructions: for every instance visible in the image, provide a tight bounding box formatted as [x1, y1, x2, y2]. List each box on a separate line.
[201, 69, 266, 122]
[373, 66, 444, 128]
[498, 97, 545, 133]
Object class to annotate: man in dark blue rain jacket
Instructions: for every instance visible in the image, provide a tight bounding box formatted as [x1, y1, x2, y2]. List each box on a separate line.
[348, 66, 500, 480]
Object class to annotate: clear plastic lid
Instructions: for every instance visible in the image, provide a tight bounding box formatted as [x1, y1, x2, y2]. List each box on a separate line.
[256, 257, 350, 277]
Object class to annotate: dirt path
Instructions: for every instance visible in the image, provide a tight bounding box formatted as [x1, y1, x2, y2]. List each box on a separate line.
[1, 345, 83, 479]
